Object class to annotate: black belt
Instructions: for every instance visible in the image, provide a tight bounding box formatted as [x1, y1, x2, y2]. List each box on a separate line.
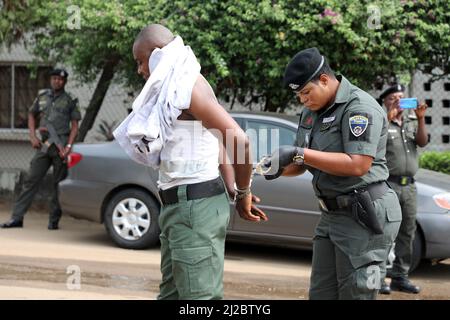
[318, 181, 389, 212]
[388, 175, 415, 186]
[159, 177, 225, 205]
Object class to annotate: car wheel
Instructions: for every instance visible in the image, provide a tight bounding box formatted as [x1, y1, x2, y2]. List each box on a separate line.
[410, 227, 424, 273]
[104, 188, 160, 249]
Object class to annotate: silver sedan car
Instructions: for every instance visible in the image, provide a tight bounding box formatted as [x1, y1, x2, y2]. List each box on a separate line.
[59, 112, 450, 271]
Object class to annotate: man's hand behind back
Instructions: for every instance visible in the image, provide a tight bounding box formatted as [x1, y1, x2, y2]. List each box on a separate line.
[235, 193, 268, 222]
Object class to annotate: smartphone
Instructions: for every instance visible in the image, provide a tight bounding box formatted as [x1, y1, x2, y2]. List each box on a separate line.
[399, 98, 418, 109]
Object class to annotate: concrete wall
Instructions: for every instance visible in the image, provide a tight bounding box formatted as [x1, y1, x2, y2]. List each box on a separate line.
[0, 169, 55, 211]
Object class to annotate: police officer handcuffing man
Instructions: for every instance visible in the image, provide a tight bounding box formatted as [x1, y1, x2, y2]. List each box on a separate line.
[1, 68, 81, 230]
[378, 84, 428, 295]
[259, 48, 402, 299]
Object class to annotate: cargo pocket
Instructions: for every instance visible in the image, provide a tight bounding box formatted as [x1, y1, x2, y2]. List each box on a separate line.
[384, 206, 402, 244]
[386, 207, 402, 222]
[172, 246, 214, 297]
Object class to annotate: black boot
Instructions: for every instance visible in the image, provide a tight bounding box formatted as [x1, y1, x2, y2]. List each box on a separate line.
[379, 280, 391, 295]
[1, 219, 23, 228]
[386, 269, 394, 279]
[390, 277, 420, 294]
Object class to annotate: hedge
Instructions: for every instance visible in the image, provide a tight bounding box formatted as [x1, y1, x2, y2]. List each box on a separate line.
[419, 151, 450, 175]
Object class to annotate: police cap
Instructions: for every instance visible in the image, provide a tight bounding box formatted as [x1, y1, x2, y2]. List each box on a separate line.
[283, 47, 325, 92]
[49, 68, 69, 79]
[379, 84, 404, 100]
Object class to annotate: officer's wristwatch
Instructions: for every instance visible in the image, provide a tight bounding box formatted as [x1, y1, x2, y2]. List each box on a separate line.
[66, 144, 72, 148]
[293, 147, 305, 166]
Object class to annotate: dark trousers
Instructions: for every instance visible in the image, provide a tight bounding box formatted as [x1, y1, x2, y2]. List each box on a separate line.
[309, 189, 401, 300]
[12, 145, 67, 223]
[389, 181, 418, 278]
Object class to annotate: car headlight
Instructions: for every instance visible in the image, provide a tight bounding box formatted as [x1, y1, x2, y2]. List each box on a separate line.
[433, 193, 450, 210]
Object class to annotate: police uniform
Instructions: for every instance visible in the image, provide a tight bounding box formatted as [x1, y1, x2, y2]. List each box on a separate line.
[284, 48, 402, 299]
[10, 69, 81, 227]
[381, 85, 423, 281]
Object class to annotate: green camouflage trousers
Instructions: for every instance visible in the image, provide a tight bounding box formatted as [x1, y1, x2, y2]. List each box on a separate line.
[309, 188, 402, 300]
[157, 185, 230, 300]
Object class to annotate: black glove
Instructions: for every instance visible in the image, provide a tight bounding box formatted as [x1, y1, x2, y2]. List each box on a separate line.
[263, 146, 303, 180]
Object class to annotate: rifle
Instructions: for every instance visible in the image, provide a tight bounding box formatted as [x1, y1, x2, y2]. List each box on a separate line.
[39, 123, 66, 160]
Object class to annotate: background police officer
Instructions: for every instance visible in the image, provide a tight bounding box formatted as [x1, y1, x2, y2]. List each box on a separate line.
[378, 85, 428, 295]
[262, 48, 402, 299]
[1, 68, 81, 230]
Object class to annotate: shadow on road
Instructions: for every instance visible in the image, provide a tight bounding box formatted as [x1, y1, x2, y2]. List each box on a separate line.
[75, 232, 115, 247]
[412, 259, 450, 280]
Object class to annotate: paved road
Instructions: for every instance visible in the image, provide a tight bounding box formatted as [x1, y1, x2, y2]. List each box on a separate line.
[0, 202, 449, 300]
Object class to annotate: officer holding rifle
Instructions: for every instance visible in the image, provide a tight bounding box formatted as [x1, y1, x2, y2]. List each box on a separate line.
[1, 68, 81, 230]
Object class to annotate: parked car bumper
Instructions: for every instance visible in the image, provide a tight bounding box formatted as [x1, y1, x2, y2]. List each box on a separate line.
[59, 178, 114, 223]
[418, 212, 450, 259]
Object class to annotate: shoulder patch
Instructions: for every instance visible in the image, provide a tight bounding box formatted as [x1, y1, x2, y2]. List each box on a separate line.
[349, 114, 369, 137]
[348, 112, 372, 142]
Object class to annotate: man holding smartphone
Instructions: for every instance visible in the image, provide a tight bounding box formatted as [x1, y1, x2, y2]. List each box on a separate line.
[378, 84, 428, 294]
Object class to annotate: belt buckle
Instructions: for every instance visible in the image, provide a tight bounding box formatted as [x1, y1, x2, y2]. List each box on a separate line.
[318, 199, 328, 212]
[400, 176, 408, 186]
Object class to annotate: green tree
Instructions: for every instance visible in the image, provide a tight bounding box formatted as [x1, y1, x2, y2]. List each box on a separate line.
[1, 0, 163, 140]
[27, 0, 167, 141]
[1, 0, 449, 129]
[403, 0, 450, 82]
[160, 0, 449, 111]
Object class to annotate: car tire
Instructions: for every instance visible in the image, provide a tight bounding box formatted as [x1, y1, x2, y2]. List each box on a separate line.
[410, 227, 424, 273]
[104, 188, 160, 249]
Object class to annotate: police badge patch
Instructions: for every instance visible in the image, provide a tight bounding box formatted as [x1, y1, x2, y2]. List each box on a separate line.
[349, 115, 369, 137]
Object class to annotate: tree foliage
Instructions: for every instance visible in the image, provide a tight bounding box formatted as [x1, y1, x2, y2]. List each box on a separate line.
[158, 0, 449, 110]
[1, 0, 448, 123]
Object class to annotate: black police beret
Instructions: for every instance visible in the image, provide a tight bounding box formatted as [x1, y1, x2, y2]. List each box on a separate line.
[49, 68, 69, 79]
[379, 84, 404, 100]
[283, 47, 325, 92]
